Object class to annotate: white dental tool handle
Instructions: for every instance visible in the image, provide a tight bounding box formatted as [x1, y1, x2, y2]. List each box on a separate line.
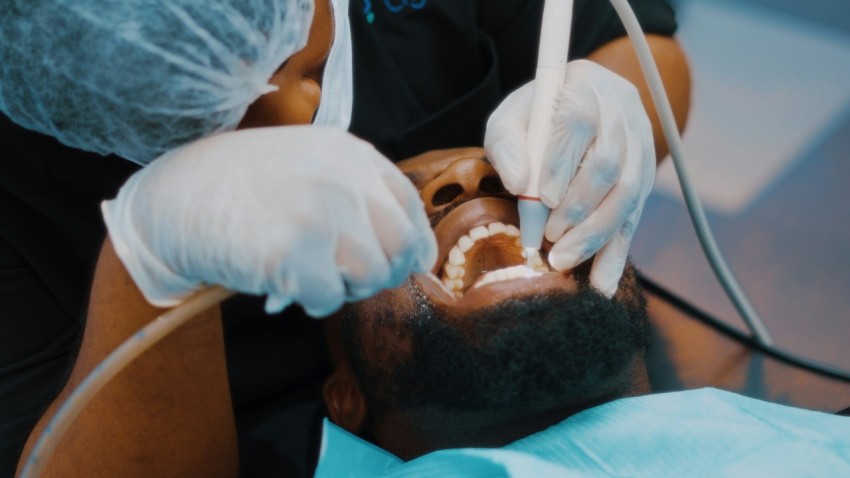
[520, 0, 574, 252]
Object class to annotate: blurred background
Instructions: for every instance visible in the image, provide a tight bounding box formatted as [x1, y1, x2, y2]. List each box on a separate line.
[633, 0, 850, 379]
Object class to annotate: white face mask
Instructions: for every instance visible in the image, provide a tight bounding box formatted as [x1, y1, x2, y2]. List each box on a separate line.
[312, 0, 353, 130]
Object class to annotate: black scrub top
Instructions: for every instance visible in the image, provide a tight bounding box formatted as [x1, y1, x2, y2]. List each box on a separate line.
[349, 0, 677, 160]
[0, 0, 676, 476]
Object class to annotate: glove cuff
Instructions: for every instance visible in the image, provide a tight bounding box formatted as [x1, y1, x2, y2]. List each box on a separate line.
[102, 190, 202, 309]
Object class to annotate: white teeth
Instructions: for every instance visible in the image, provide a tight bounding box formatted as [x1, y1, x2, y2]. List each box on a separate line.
[441, 221, 541, 297]
[449, 246, 466, 265]
[488, 222, 507, 235]
[474, 265, 542, 289]
[469, 226, 490, 241]
[426, 272, 456, 296]
[457, 235, 474, 253]
[445, 263, 464, 279]
[446, 279, 464, 291]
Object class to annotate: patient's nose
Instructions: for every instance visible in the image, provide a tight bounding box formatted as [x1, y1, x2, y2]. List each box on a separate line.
[420, 157, 508, 216]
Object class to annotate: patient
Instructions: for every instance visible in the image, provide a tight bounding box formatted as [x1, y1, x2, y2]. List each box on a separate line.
[321, 147, 651, 459]
[19, 148, 850, 477]
[315, 149, 850, 475]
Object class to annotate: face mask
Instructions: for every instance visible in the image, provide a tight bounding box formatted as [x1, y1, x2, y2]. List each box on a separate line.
[312, 0, 353, 130]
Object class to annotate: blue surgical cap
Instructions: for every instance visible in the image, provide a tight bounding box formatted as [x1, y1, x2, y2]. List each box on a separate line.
[0, 0, 313, 164]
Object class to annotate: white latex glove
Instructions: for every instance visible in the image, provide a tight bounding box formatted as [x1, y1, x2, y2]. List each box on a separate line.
[485, 60, 655, 296]
[103, 126, 437, 317]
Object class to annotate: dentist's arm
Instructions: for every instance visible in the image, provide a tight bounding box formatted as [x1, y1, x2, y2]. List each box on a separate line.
[588, 35, 691, 161]
[17, 239, 238, 478]
[17, 126, 438, 476]
[486, 34, 690, 296]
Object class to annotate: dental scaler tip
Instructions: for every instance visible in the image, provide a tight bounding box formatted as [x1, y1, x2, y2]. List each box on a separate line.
[524, 247, 539, 268]
[518, 196, 549, 255]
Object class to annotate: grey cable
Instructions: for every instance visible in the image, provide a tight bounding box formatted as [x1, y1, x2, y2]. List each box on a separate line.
[608, 0, 774, 346]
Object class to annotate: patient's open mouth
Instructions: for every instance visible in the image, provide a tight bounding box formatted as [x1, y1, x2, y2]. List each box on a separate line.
[429, 196, 555, 297]
[439, 221, 552, 296]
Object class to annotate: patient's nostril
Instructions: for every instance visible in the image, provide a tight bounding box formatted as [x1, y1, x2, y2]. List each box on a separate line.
[479, 176, 506, 194]
[432, 184, 464, 206]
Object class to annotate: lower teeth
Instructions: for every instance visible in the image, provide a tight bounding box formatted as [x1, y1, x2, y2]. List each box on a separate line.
[440, 261, 551, 296]
[473, 265, 543, 289]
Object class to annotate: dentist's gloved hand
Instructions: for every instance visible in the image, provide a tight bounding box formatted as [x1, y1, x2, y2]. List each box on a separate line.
[485, 60, 656, 296]
[103, 126, 437, 317]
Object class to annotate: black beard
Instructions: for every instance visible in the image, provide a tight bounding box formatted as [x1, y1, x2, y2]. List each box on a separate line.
[342, 272, 650, 421]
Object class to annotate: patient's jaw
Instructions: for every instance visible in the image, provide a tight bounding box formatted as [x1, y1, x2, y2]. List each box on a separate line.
[323, 148, 652, 460]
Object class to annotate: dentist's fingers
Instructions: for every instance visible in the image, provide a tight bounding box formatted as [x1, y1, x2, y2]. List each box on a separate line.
[544, 117, 627, 242]
[538, 77, 600, 208]
[547, 176, 641, 272]
[373, 156, 438, 274]
[264, 294, 294, 315]
[484, 82, 536, 194]
[588, 211, 640, 297]
[285, 245, 347, 318]
[265, 234, 346, 317]
[337, 232, 392, 301]
[364, 188, 423, 290]
[548, 91, 654, 272]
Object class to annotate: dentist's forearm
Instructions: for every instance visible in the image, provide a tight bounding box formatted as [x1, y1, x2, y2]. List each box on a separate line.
[17, 238, 238, 478]
[588, 34, 692, 162]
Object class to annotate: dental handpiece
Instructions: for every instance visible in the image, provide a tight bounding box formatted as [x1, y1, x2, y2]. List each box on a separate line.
[520, 0, 574, 265]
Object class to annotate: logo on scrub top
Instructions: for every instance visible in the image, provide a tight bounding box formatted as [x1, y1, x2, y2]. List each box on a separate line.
[362, 0, 428, 24]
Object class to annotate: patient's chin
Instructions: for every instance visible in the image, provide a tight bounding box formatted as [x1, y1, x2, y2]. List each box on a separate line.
[347, 272, 649, 413]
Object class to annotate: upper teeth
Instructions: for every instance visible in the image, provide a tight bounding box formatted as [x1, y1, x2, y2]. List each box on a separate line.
[440, 221, 550, 296]
[469, 226, 489, 241]
[488, 222, 508, 235]
[447, 222, 519, 267]
[449, 247, 466, 266]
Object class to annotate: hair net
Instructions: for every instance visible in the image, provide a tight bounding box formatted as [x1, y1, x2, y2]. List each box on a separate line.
[0, 0, 313, 164]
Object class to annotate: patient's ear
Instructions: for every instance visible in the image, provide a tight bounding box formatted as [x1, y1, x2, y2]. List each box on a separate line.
[323, 373, 367, 434]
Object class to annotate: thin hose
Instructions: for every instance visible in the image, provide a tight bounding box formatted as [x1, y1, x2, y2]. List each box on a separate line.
[607, 0, 774, 346]
[639, 273, 850, 383]
[18, 286, 235, 478]
[611, 0, 850, 381]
